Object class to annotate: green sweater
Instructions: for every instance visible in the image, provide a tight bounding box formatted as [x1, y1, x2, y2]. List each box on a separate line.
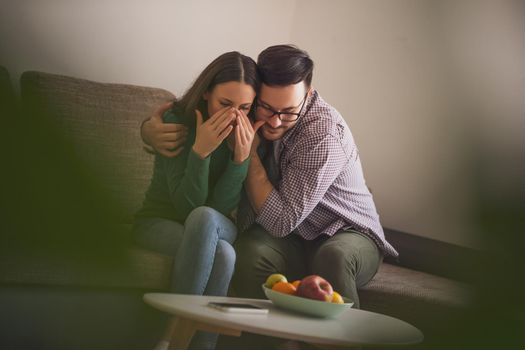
[135, 109, 249, 223]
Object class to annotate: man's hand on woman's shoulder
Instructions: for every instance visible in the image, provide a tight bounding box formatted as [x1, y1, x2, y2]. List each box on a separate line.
[141, 101, 188, 158]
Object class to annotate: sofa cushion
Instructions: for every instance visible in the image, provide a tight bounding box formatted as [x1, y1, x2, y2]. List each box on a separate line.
[359, 263, 473, 335]
[0, 243, 172, 291]
[20, 71, 175, 224]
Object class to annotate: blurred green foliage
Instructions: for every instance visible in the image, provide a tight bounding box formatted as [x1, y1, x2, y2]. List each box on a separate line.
[0, 67, 130, 261]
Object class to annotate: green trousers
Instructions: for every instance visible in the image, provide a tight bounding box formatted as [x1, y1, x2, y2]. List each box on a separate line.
[232, 224, 383, 309]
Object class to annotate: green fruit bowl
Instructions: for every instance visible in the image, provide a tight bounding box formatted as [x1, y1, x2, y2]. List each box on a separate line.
[262, 285, 354, 318]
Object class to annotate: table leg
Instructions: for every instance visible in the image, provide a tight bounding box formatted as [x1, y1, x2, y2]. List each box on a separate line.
[167, 317, 242, 350]
[168, 317, 197, 350]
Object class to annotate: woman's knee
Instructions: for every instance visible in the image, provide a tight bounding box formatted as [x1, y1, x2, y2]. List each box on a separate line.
[215, 240, 236, 272]
[184, 206, 236, 243]
[185, 206, 220, 227]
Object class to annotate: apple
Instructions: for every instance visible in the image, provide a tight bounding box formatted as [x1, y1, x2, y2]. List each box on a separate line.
[296, 275, 334, 302]
[265, 273, 287, 289]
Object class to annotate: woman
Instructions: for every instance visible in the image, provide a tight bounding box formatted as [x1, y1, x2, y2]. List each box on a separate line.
[134, 51, 263, 350]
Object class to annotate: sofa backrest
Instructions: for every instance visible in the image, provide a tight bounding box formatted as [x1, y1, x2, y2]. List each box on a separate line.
[1, 66, 16, 108]
[20, 71, 175, 224]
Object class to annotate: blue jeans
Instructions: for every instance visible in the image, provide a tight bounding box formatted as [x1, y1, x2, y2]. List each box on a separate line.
[133, 206, 237, 349]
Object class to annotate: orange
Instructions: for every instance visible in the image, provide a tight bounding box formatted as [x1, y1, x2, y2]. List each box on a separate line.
[291, 280, 301, 289]
[331, 291, 344, 304]
[272, 281, 297, 295]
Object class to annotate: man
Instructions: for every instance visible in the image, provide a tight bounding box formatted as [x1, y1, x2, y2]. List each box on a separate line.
[141, 45, 397, 309]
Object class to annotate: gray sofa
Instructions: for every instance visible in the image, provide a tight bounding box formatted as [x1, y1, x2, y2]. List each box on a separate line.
[0, 69, 477, 349]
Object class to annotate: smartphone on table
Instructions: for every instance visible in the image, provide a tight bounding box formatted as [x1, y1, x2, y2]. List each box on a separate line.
[208, 301, 269, 314]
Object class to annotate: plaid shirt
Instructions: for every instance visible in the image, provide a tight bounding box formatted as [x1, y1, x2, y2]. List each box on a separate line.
[238, 90, 398, 257]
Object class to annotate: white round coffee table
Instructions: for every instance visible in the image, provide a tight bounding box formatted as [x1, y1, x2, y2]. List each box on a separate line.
[144, 293, 423, 350]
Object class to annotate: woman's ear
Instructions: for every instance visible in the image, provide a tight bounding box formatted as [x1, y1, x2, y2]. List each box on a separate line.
[203, 91, 209, 101]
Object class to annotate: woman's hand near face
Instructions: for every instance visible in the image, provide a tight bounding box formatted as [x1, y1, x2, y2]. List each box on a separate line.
[233, 110, 265, 164]
[192, 107, 236, 159]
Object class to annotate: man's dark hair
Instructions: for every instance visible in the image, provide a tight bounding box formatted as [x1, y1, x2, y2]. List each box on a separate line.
[257, 44, 314, 88]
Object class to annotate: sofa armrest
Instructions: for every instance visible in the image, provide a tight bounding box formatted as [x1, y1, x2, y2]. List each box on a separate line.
[383, 227, 483, 283]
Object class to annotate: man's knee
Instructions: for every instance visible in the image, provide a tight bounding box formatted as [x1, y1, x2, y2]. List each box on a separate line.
[313, 243, 359, 278]
[313, 232, 382, 287]
[235, 233, 284, 275]
[233, 227, 289, 295]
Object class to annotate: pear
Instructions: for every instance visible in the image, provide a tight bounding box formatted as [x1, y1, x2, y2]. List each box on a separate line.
[265, 273, 287, 288]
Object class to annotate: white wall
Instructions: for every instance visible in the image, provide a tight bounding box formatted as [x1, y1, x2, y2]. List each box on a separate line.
[2, 0, 523, 248]
[290, 0, 478, 247]
[0, 0, 297, 95]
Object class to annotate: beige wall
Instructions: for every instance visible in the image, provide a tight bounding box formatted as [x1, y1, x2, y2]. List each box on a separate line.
[0, 0, 297, 94]
[291, 0, 468, 246]
[2, 0, 523, 248]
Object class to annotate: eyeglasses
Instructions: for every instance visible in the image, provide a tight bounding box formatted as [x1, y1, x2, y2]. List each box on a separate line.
[255, 92, 308, 122]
